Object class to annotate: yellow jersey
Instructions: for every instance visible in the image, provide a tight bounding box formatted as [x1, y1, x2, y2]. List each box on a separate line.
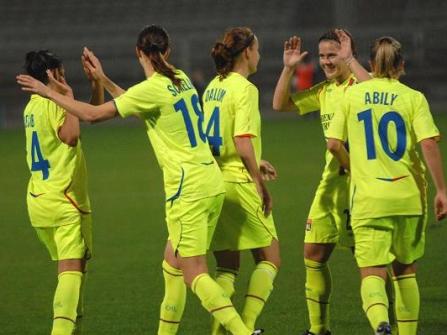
[203, 72, 262, 182]
[291, 75, 356, 214]
[114, 70, 224, 201]
[24, 95, 91, 227]
[327, 78, 440, 219]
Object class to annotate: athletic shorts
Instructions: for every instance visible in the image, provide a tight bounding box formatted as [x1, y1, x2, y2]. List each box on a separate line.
[211, 182, 278, 251]
[166, 193, 225, 257]
[35, 214, 92, 261]
[352, 215, 426, 268]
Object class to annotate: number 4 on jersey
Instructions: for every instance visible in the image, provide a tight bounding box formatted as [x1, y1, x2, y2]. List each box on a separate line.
[205, 106, 223, 156]
[31, 131, 50, 180]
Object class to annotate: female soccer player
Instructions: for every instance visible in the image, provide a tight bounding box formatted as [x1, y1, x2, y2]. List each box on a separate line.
[203, 27, 281, 334]
[23, 50, 102, 335]
[327, 36, 447, 335]
[272, 29, 369, 335]
[18, 25, 261, 335]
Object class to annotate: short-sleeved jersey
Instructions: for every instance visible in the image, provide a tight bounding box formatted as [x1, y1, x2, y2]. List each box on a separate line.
[24, 95, 91, 226]
[202, 72, 261, 182]
[114, 70, 224, 201]
[290, 75, 356, 212]
[327, 78, 440, 219]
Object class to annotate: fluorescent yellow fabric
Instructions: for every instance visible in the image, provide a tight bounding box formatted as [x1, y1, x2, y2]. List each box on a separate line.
[291, 76, 355, 224]
[361, 275, 389, 330]
[203, 72, 261, 182]
[114, 70, 224, 201]
[327, 78, 440, 219]
[24, 95, 91, 227]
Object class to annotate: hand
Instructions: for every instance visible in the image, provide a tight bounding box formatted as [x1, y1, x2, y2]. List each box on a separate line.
[255, 179, 273, 217]
[17, 74, 52, 98]
[283, 36, 309, 70]
[435, 191, 447, 221]
[82, 47, 106, 82]
[51, 70, 74, 97]
[260, 159, 277, 181]
[335, 29, 354, 63]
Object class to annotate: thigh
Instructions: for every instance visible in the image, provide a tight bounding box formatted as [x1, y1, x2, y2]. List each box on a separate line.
[392, 215, 426, 265]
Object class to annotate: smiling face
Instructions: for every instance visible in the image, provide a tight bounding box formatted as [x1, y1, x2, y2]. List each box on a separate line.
[318, 40, 350, 82]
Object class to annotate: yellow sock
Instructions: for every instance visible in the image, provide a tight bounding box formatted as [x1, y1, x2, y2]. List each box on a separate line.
[304, 258, 331, 334]
[242, 261, 277, 330]
[73, 271, 87, 335]
[191, 273, 251, 335]
[158, 260, 186, 335]
[393, 274, 419, 335]
[212, 267, 238, 335]
[361, 275, 389, 331]
[51, 271, 82, 335]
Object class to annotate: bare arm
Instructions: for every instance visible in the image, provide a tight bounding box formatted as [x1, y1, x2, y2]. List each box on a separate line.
[327, 138, 350, 171]
[336, 29, 371, 83]
[234, 136, 272, 215]
[17, 72, 118, 123]
[273, 36, 308, 112]
[83, 47, 125, 98]
[420, 138, 447, 221]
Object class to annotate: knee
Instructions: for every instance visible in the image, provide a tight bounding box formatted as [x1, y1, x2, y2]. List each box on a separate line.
[303, 243, 334, 263]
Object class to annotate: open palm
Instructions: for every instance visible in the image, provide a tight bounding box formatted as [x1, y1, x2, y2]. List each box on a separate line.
[284, 36, 308, 69]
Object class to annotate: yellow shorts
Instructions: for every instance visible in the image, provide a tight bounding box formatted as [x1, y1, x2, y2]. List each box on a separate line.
[167, 193, 225, 257]
[352, 215, 426, 268]
[35, 214, 92, 261]
[211, 182, 278, 251]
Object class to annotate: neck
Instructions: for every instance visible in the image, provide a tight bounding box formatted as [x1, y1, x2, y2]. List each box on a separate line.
[335, 72, 350, 84]
[232, 61, 250, 78]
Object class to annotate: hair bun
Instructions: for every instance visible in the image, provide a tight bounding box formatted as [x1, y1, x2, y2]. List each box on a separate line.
[25, 51, 38, 62]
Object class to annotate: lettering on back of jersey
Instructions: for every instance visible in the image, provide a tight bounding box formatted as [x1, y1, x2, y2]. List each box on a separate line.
[364, 91, 398, 106]
[167, 77, 194, 97]
[204, 88, 226, 103]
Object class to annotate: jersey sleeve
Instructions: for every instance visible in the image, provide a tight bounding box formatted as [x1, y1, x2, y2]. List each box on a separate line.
[48, 101, 66, 138]
[290, 81, 325, 115]
[412, 92, 440, 142]
[326, 100, 348, 141]
[233, 84, 259, 137]
[114, 81, 158, 118]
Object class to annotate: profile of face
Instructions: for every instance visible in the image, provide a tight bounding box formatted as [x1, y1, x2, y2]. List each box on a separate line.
[318, 40, 349, 81]
[246, 37, 260, 75]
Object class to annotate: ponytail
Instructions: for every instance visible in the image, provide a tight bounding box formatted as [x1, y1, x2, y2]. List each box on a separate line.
[137, 25, 181, 87]
[211, 27, 255, 79]
[370, 36, 404, 79]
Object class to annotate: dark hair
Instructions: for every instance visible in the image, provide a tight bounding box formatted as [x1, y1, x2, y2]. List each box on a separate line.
[137, 25, 181, 87]
[318, 28, 357, 57]
[24, 50, 62, 84]
[211, 27, 255, 79]
[370, 36, 404, 79]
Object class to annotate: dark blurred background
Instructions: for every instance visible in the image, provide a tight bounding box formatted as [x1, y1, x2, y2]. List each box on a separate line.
[1, 0, 446, 127]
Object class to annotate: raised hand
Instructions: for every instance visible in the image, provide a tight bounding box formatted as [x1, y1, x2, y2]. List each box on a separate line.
[335, 29, 354, 62]
[260, 159, 278, 181]
[283, 36, 309, 70]
[82, 47, 106, 82]
[52, 70, 74, 97]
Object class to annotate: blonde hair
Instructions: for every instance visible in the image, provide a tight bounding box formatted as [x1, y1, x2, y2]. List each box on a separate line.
[370, 36, 404, 79]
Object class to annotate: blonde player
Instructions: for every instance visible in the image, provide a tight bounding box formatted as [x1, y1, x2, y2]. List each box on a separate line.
[23, 50, 102, 335]
[273, 29, 369, 335]
[327, 36, 447, 335]
[203, 27, 281, 334]
[18, 25, 262, 335]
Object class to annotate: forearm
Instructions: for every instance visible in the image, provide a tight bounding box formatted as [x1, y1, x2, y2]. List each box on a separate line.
[101, 75, 125, 98]
[89, 80, 105, 105]
[234, 137, 263, 182]
[58, 113, 80, 146]
[421, 138, 446, 192]
[48, 90, 101, 122]
[273, 66, 295, 112]
[327, 138, 350, 171]
[346, 57, 371, 83]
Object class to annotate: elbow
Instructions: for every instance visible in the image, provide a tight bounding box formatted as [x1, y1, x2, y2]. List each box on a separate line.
[327, 138, 342, 154]
[272, 100, 286, 112]
[60, 133, 80, 147]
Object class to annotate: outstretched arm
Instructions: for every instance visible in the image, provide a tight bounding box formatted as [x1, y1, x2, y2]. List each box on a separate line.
[17, 71, 117, 123]
[420, 138, 447, 221]
[82, 47, 126, 98]
[336, 29, 371, 83]
[273, 36, 308, 112]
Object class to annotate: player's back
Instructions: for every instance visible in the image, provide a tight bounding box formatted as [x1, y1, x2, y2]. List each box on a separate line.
[24, 95, 90, 226]
[344, 78, 435, 218]
[203, 72, 261, 182]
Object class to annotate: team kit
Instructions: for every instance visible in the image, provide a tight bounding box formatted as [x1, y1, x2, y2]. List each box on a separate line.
[16, 25, 447, 335]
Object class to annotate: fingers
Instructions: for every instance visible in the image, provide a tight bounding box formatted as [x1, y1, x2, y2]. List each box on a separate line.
[284, 36, 300, 51]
